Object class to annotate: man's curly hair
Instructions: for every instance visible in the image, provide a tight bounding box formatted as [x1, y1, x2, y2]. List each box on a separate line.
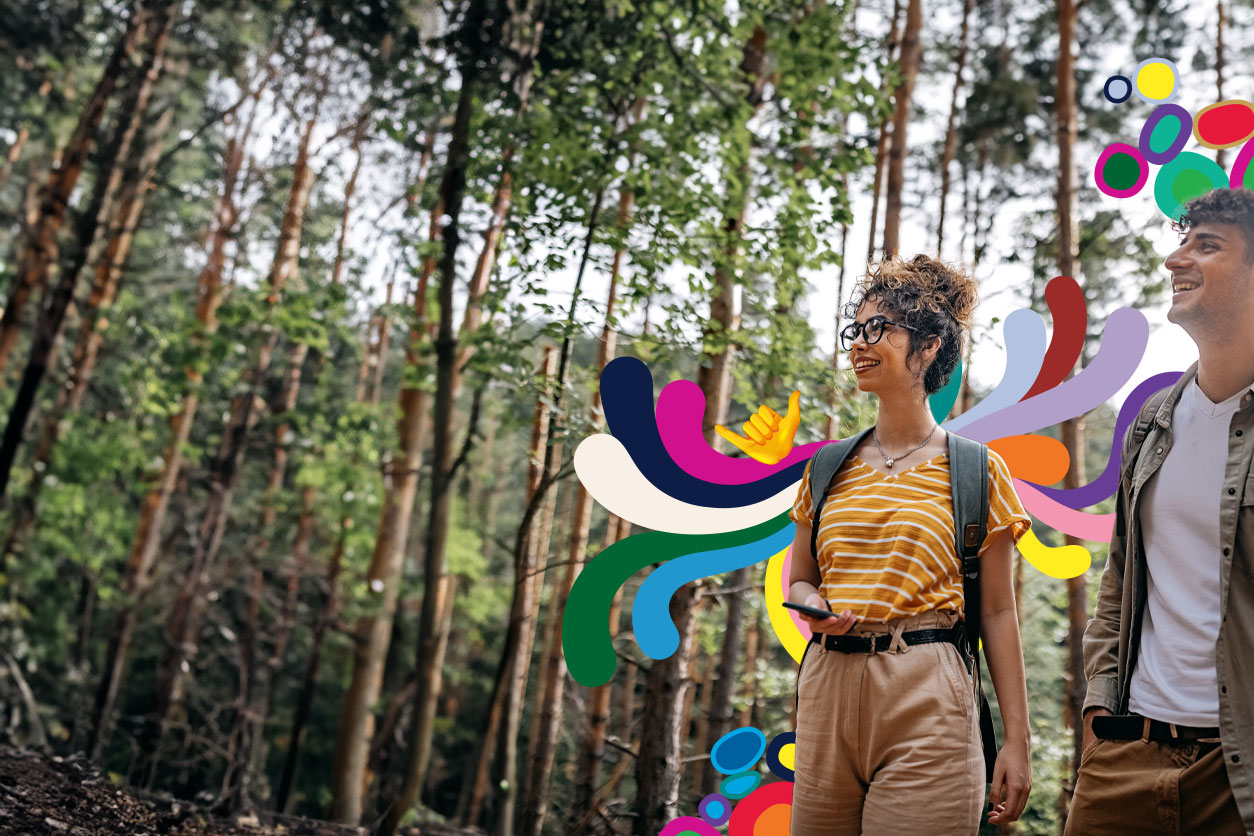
[1173, 188, 1254, 263]
[844, 255, 979, 395]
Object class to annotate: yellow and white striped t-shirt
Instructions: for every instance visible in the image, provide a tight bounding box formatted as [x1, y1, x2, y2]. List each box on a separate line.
[788, 448, 1030, 621]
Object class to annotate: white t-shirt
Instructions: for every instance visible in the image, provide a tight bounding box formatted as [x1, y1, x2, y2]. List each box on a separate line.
[1128, 379, 1249, 726]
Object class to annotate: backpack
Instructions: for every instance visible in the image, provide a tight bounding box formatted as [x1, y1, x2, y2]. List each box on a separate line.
[1120, 387, 1174, 484]
[804, 428, 996, 782]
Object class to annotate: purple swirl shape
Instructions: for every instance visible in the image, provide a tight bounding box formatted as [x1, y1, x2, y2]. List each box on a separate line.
[656, 379, 824, 484]
[1024, 372, 1182, 508]
[960, 308, 1148, 443]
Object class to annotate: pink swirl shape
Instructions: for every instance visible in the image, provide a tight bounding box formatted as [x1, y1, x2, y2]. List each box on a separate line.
[656, 379, 825, 484]
[1014, 480, 1115, 542]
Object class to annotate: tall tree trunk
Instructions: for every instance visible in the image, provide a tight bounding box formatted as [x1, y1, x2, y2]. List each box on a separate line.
[132, 116, 316, 787]
[519, 176, 631, 836]
[0, 2, 172, 500]
[880, 0, 923, 258]
[275, 507, 349, 812]
[865, 0, 903, 266]
[0, 8, 148, 372]
[1216, 0, 1227, 170]
[1, 106, 172, 563]
[739, 614, 760, 726]
[936, 0, 973, 257]
[86, 84, 261, 761]
[1055, 0, 1086, 823]
[688, 653, 715, 800]
[700, 565, 748, 797]
[569, 516, 627, 829]
[635, 29, 767, 833]
[456, 348, 558, 829]
[380, 7, 544, 831]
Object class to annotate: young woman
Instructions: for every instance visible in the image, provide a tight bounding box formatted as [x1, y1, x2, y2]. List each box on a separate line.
[788, 255, 1032, 835]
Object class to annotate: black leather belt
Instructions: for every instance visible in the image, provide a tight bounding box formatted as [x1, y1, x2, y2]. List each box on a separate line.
[1092, 714, 1221, 743]
[808, 626, 964, 654]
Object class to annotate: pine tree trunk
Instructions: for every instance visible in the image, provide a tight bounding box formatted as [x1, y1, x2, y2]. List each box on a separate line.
[1, 106, 172, 563]
[0, 2, 173, 499]
[1055, 0, 1086, 822]
[0, 8, 148, 372]
[866, 0, 903, 266]
[374, 11, 496, 824]
[689, 654, 715, 799]
[275, 511, 349, 812]
[86, 90, 259, 761]
[700, 565, 748, 796]
[569, 517, 626, 829]
[936, 0, 973, 258]
[132, 116, 316, 787]
[635, 28, 767, 831]
[1217, 0, 1226, 170]
[634, 581, 701, 835]
[457, 347, 558, 828]
[519, 178, 630, 836]
[880, 0, 923, 258]
[739, 615, 760, 727]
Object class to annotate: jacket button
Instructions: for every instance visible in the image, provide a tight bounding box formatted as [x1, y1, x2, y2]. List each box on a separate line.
[1234, 755, 1241, 764]
[1156, 447, 1163, 455]
[1225, 548, 1231, 556]
[1223, 686, 1229, 694]
[1230, 488, 1237, 495]
[1239, 430, 1245, 437]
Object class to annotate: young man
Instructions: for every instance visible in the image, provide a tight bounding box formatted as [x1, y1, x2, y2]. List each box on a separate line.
[1065, 187, 1254, 835]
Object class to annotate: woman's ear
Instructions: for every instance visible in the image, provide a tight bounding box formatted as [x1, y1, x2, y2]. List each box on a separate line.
[922, 335, 942, 364]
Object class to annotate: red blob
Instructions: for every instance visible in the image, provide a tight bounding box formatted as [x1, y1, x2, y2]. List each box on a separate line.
[1195, 100, 1254, 149]
[728, 782, 793, 836]
[1021, 275, 1087, 401]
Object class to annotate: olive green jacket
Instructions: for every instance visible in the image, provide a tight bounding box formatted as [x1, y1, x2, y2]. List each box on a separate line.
[1083, 363, 1254, 831]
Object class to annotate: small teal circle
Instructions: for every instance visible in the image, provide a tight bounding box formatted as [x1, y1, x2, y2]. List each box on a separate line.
[720, 771, 762, 799]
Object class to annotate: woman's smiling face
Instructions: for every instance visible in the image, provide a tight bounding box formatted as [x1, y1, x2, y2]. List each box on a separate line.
[848, 300, 938, 396]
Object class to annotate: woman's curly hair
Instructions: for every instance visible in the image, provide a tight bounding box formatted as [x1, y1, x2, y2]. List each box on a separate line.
[844, 255, 979, 394]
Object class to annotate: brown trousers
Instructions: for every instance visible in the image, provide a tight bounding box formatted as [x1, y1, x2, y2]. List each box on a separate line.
[791, 610, 985, 836]
[1064, 734, 1243, 836]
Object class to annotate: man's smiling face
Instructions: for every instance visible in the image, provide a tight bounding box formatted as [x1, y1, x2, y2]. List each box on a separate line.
[1163, 222, 1254, 338]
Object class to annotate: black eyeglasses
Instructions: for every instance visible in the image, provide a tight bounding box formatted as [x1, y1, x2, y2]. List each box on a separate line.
[840, 315, 919, 351]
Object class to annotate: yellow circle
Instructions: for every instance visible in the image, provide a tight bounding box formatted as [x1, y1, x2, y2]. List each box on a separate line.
[779, 742, 796, 771]
[1137, 62, 1175, 100]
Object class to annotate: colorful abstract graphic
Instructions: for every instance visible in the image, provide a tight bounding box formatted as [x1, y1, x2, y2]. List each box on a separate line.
[1095, 57, 1254, 219]
[561, 275, 1183, 832]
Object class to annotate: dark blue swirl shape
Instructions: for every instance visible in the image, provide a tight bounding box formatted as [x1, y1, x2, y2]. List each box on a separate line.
[599, 356, 808, 508]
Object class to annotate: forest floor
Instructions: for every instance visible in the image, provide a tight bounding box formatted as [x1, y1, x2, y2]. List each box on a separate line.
[0, 746, 484, 836]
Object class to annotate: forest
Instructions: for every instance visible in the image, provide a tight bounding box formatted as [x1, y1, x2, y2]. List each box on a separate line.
[0, 0, 1228, 834]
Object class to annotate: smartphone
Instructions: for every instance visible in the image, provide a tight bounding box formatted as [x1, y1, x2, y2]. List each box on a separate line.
[783, 601, 836, 620]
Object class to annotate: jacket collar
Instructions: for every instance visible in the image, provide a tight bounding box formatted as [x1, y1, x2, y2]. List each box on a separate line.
[1153, 362, 1198, 431]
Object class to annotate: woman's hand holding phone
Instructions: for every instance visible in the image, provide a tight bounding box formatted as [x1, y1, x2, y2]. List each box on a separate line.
[798, 594, 857, 636]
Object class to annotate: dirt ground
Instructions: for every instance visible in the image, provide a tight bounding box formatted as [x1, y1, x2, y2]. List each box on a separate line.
[0, 746, 484, 836]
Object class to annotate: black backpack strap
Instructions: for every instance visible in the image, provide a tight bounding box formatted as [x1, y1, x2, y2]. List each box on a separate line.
[948, 432, 989, 657]
[948, 431, 996, 783]
[1120, 386, 1173, 483]
[808, 428, 875, 562]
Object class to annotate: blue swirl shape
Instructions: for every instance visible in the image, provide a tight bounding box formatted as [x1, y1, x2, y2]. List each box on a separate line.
[632, 521, 795, 658]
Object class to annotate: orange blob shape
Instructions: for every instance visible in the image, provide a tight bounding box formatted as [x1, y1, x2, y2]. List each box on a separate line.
[754, 804, 792, 836]
[987, 434, 1070, 485]
[1195, 100, 1254, 149]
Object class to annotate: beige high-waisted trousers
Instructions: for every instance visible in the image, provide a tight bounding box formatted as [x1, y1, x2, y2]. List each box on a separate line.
[790, 610, 984, 836]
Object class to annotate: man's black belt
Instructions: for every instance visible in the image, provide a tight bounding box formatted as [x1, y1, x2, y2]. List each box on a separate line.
[808, 626, 964, 654]
[1092, 713, 1221, 743]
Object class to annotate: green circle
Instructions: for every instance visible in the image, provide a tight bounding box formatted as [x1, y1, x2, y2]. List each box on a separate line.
[1154, 152, 1228, 220]
[1150, 115, 1181, 154]
[1103, 153, 1141, 190]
